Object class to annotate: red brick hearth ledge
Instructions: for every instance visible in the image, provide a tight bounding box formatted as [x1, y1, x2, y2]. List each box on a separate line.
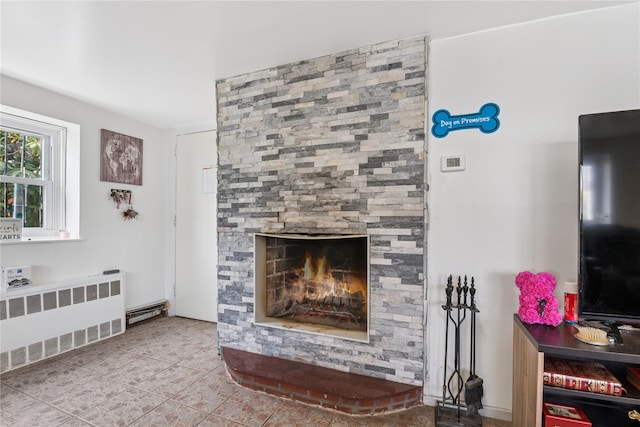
[222, 347, 423, 415]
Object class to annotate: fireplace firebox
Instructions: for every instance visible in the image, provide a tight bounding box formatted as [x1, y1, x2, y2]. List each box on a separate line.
[254, 233, 369, 342]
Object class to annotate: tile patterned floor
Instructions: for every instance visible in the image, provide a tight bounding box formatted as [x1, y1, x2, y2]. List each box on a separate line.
[0, 316, 512, 426]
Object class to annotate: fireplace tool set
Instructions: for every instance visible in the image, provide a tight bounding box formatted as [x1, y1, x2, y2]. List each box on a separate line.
[436, 275, 483, 427]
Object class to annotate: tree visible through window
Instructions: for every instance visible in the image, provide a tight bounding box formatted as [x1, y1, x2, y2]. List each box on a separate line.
[1, 130, 46, 227]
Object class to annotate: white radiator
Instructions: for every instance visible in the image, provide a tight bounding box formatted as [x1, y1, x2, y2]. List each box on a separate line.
[0, 273, 126, 373]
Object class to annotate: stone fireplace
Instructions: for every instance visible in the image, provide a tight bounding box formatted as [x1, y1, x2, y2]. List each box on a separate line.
[216, 35, 427, 388]
[254, 233, 369, 341]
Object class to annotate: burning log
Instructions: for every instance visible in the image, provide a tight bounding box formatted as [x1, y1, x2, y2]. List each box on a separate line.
[268, 251, 368, 331]
[350, 290, 365, 309]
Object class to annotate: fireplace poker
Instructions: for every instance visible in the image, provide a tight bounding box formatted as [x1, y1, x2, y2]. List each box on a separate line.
[441, 275, 454, 404]
[464, 277, 483, 415]
[446, 276, 467, 416]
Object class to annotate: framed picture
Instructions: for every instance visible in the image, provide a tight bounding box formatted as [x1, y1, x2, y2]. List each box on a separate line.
[543, 402, 591, 426]
[0, 218, 22, 241]
[100, 129, 143, 185]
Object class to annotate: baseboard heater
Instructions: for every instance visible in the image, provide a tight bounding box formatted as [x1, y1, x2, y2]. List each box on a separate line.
[0, 273, 126, 373]
[126, 300, 168, 326]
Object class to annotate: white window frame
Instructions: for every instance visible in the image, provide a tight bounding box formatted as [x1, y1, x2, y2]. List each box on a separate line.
[0, 105, 80, 241]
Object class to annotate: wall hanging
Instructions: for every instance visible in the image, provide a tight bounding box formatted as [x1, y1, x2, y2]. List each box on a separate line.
[109, 189, 139, 221]
[123, 206, 139, 221]
[109, 189, 131, 209]
[100, 129, 143, 185]
[431, 103, 500, 138]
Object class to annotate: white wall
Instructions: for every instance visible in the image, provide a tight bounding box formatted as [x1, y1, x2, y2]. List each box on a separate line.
[426, 3, 640, 419]
[1, 76, 168, 310]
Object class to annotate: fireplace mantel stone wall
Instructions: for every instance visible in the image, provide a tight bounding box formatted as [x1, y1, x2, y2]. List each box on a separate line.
[216, 36, 427, 385]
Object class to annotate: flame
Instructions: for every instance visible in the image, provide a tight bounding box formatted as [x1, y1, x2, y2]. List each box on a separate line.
[302, 255, 313, 280]
[294, 252, 365, 304]
[316, 256, 328, 279]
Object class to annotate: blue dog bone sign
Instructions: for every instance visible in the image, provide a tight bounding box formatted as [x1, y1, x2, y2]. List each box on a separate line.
[431, 103, 500, 138]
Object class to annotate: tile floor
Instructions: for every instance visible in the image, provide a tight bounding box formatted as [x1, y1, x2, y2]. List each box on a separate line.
[0, 316, 512, 426]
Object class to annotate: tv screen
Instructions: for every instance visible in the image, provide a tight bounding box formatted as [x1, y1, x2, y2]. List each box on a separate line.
[579, 109, 640, 323]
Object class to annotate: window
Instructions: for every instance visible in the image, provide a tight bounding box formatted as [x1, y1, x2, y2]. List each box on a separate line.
[0, 105, 79, 240]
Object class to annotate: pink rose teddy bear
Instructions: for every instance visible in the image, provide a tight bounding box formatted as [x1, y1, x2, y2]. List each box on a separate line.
[515, 271, 562, 326]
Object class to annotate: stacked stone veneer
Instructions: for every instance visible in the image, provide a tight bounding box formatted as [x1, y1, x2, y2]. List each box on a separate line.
[216, 36, 427, 385]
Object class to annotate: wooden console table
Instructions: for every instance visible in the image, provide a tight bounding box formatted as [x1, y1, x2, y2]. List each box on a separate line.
[512, 314, 640, 426]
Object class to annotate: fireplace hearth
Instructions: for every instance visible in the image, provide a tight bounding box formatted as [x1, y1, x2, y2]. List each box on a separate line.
[255, 233, 369, 341]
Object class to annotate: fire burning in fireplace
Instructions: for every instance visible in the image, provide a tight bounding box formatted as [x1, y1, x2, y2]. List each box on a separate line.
[264, 237, 368, 332]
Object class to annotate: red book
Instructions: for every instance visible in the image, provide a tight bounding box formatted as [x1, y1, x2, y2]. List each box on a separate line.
[543, 402, 592, 427]
[543, 357, 624, 396]
[628, 367, 640, 392]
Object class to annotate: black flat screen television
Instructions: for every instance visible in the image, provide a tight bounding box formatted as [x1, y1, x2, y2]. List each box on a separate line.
[579, 109, 640, 324]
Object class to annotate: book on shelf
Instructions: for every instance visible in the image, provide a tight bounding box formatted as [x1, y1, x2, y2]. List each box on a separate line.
[543, 402, 592, 427]
[543, 357, 624, 397]
[628, 367, 640, 392]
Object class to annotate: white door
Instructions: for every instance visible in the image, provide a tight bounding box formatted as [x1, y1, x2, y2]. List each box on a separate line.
[175, 131, 218, 322]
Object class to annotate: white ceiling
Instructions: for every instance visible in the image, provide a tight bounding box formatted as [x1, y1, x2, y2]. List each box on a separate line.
[1, 1, 633, 130]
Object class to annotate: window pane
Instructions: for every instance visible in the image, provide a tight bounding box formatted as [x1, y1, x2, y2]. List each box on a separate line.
[0, 130, 43, 179]
[1, 182, 44, 228]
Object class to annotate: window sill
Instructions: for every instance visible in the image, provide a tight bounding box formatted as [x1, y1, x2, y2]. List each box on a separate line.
[1, 236, 85, 245]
